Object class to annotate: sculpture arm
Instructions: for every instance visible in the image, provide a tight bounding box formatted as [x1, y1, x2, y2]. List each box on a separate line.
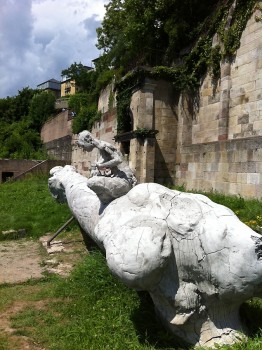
[96, 146, 123, 169]
[99, 221, 172, 291]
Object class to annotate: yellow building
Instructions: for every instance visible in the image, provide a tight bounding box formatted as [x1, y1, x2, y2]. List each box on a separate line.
[60, 77, 77, 97]
[60, 66, 93, 97]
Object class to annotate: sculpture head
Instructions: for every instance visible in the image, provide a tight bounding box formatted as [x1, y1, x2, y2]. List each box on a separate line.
[77, 130, 95, 152]
[48, 165, 77, 203]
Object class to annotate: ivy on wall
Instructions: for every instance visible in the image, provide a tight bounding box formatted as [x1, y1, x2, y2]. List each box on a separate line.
[115, 0, 259, 133]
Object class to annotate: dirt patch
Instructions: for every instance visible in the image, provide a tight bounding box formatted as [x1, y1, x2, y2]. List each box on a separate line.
[0, 232, 88, 349]
[0, 303, 44, 350]
[0, 299, 58, 350]
[0, 240, 44, 284]
[0, 233, 87, 285]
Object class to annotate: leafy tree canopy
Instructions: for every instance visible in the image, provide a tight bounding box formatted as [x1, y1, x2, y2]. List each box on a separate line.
[28, 91, 56, 131]
[0, 87, 37, 123]
[0, 120, 48, 159]
[61, 62, 98, 94]
[0, 88, 54, 159]
[96, 0, 220, 70]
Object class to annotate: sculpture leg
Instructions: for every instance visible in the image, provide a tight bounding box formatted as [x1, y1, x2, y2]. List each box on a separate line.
[87, 176, 131, 204]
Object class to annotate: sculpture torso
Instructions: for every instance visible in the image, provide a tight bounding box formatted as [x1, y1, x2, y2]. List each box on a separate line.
[77, 130, 137, 203]
[49, 166, 262, 348]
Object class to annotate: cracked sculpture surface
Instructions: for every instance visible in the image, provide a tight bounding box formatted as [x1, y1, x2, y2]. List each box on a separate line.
[77, 130, 137, 204]
[48, 165, 262, 348]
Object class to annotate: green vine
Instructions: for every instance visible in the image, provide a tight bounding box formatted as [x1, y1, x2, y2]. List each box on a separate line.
[108, 89, 114, 112]
[116, 89, 132, 134]
[209, 45, 222, 79]
[115, 0, 258, 134]
[133, 128, 158, 139]
[222, 0, 258, 56]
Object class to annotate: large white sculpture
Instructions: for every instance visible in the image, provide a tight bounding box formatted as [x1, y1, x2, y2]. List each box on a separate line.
[48, 165, 262, 348]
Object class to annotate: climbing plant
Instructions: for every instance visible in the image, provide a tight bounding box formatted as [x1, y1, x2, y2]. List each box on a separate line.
[222, 0, 259, 56]
[113, 0, 258, 132]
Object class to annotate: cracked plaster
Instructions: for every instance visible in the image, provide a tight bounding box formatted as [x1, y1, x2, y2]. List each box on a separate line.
[48, 165, 262, 348]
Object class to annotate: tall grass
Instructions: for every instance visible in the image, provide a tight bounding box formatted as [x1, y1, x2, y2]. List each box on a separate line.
[9, 251, 182, 350]
[0, 176, 262, 349]
[8, 251, 262, 350]
[0, 174, 74, 239]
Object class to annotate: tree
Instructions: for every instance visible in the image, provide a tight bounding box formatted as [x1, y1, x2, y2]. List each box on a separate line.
[0, 120, 47, 159]
[61, 62, 97, 93]
[15, 87, 37, 119]
[72, 105, 100, 134]
[96, 0, 220, 69]
[0, 96, 17, 123]
[28, 91, 56, 131]
[0, 87, 38, 123]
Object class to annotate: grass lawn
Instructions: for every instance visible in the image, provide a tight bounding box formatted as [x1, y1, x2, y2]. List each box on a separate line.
[0, 176, 262, 349]
[0, 174, 75, 239]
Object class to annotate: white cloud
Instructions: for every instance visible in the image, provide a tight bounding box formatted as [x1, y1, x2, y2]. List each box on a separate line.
[0, 0, 108, 98]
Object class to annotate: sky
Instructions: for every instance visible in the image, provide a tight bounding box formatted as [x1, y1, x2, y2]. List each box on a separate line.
[0, 0, 109, 98]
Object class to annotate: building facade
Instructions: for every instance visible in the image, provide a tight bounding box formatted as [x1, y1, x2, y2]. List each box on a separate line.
[37, 78, 61, 98]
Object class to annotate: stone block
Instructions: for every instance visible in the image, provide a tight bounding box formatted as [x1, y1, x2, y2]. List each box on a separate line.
[240, 183, 256, 198]
[234, 150, 247, 163]
[247, 173, 261, 185]
[255, 184, 262, 198]
[242, 124, 253, 133]
[235, 51, 254, 66]
[256, 57, 262, 70]
[220, 78, 230, 92]
[228, 182, 238, 196]
[256, 78, 262, 89]
[257, 99, 262, 111]
[237, 172, 247, 184]
[252, 148, 262, 161]
[230, 162, 239, 173]
[161, 108, 176, 118]
[228, 172, 237, 182]
[221, 63, 231, 78]
[217, 164, 229, 180]
[231, 72, 255, 86]
[208, 93, 221, 105]
[201, 87, 213, 97]
[237, 41, 258, 57]
[202, 96, 210, 107]
[231, 126, 242, 138]
[238, 114, 249, 124]
[218, 118, 228, 128]
[214, 181, 229, 194]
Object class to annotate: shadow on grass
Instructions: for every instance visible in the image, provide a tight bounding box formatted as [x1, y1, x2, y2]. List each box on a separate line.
[240, 298, 262, 336]
[132, 294, 262, 349]
[131, 291, 191, 350]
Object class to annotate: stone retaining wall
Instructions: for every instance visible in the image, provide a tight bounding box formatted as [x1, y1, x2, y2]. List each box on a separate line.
[44, 4, 262, 199]
[175, 136, 262, 198]
[0, 159, 67, 183]
[175, 6, 262, 198]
